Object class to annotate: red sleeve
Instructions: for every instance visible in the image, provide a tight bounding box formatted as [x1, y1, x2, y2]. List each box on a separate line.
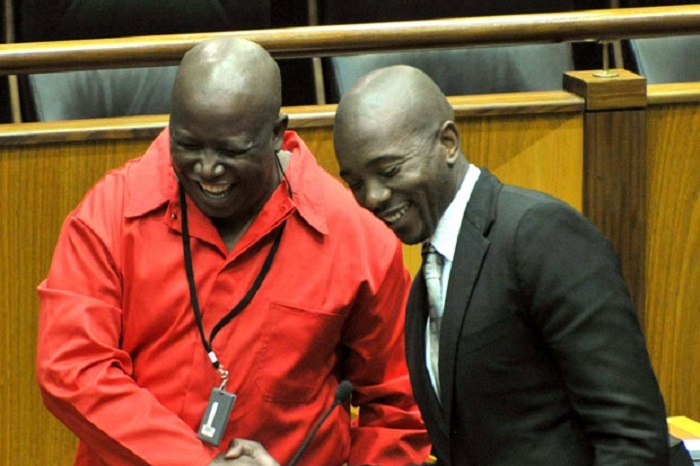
[342, 239, 431, 465]
[37, 215, 219, 466]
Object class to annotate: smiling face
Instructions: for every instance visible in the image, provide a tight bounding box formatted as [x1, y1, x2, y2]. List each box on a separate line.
[169, 38, 286, 228]
[334, 66, 467, 245]
[170, 96, 285, 223]
[336, 119, 460, 245]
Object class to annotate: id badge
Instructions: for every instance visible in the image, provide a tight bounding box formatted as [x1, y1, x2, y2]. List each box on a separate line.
[197, 388, 236, 446]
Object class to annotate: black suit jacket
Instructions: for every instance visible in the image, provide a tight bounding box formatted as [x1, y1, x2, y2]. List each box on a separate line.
[406, 169, 669, 466]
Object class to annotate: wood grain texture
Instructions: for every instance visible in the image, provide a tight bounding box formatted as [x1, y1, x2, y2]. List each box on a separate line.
[647, 82, 700, 105]
[0, 114, 168, 145]
[450, 91, 584, 117]
[1, 6, 700, 74]
[564, 69, 649, 323]
[0, 93, 584, 146]
[644, 103, 700, 421]
[458, 113, 583, 211]
[0, 139, 151, 466]
[582, 110, 648, 322]
[564, 69, 647, 111]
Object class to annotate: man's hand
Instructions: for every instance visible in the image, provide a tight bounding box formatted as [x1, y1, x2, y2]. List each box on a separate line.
[208, 439, 280, 466]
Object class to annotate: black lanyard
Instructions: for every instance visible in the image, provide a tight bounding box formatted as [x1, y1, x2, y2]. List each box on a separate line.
[179, 184, 286, 380]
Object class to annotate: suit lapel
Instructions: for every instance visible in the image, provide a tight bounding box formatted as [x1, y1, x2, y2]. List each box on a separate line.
[439, 169, 501, 429]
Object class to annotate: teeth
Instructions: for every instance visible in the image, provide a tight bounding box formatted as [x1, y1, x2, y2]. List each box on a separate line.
[383, 205, 408, 223]
[200, 182, 230, 194]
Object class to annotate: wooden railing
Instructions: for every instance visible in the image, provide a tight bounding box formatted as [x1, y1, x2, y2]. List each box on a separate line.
[1, 6, 700, 74]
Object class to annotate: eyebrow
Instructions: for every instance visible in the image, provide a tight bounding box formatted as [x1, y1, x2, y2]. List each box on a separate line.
[366, 154, 406, 170]
[171, 130, 255, 150]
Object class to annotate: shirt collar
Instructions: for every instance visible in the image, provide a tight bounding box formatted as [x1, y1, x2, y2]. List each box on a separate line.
[124, 128, 328, 236]
[124, 128, 175, 219]
[427, 164, 481, 262]
[276, 131, 328, 235]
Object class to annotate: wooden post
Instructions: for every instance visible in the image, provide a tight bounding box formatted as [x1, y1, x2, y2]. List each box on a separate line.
[563, 69, 648, 325]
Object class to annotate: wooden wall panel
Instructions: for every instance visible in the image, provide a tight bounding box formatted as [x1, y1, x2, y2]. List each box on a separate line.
[563, 70, 649, 322]
[583, 110, 648, 322]
[0, 139, 151, 466]
[458, 113, 583, 211]
[645, 103, 700, 421]
[0, 109, 582, 464]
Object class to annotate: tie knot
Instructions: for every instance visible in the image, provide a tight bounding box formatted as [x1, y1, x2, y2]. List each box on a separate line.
[421, 242, 437, 258]
[422, 243, 443, 265]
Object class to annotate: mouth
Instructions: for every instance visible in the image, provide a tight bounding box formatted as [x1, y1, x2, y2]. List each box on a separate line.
[198, 182, 233, 199]
[378, 203, 409, 225]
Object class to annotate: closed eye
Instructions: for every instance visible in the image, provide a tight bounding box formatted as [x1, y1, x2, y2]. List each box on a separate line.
[176, 141, 201, 151]
[219, 148, 247, 158]
[348, 181, 363, 192]
[342, 176, 363, 192]
[380, 165, 400, 178]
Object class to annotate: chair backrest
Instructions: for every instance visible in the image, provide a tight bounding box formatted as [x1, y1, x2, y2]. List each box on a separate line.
[28, 67, 179, 121]
[318, 0, 592, 102]
[628, 35, 700, 84]
[326, 44, 575, 102]
[14, 0, 315, 120]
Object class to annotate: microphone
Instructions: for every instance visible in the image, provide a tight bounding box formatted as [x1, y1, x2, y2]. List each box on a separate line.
[287, 380, 353, 466]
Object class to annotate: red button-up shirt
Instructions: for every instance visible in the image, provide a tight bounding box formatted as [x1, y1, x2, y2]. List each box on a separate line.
[37, 130, 429, 466]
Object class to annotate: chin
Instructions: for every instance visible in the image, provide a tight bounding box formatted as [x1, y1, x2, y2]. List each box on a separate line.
[393, 228, 423, 246]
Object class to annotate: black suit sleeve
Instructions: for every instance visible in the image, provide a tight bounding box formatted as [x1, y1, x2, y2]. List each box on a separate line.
[514, 201, 668, 466]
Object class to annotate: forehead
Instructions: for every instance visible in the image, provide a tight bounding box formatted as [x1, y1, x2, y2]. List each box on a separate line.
[171, 92, 271, 140]
[336, 91, 432, 164]
[175, 86, 259, 119]
[338, 128, 432, 183]
[337, 119, 394, 158]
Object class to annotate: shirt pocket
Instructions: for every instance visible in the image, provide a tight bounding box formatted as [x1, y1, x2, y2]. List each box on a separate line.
[254, 301, 346, 404]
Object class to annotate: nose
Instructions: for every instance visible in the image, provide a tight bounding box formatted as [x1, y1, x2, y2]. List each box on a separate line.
[364, 180, 391, 211]
[194, 150, 225, 178]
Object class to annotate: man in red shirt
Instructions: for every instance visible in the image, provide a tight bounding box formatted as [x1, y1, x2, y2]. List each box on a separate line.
[36, 38, 429, 466]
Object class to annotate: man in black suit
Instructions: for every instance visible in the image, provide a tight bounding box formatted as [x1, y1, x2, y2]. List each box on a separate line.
[332, 65, 669, 466]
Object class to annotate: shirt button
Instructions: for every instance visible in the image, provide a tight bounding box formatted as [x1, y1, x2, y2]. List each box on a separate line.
[171, 213, 177, 220]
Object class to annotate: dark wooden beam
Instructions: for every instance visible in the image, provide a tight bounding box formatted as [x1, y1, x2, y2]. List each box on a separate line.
[564, 68, 648, 324]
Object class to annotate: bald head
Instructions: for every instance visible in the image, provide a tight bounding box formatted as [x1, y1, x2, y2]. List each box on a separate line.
[335, 65, 454, 145]
[168, 38, 290, 233]
[171, 37, 282, 127]
[333, 65, 468, 244]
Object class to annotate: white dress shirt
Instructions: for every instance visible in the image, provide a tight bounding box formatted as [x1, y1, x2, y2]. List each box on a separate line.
[424, 164, 481, 397]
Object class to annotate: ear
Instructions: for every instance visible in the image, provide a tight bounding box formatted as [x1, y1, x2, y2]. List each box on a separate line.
[272, 113, 289, 152]
[438, 120, 461, 165]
